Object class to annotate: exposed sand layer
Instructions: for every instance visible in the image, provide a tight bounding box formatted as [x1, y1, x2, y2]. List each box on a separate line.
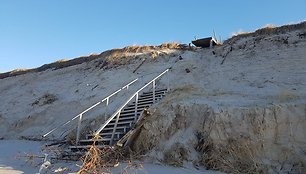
[0, 22, 305, 173]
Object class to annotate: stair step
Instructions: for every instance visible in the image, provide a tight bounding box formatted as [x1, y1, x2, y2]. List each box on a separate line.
[78, 137, 121, 146]
[101, 126, 128, 133]
[134, 96, 162, 103]
[87, 131, 124, 139]
[106, 120, 133, 127]
[78, 139, 114, 146]
[123, 105, 149, 111]
[120, 108, 146, 115]
[110, 115, 136, 122]
[79, 138, 111, 143]
[126, 101, 154, 108]
[138, 93, 165, 100]
[140, 91, 165, 97]
[142, 89, 167, 95]
[120, 112, 140, 118]
[128, 102, 153, 108]
[69, 145, 108, 151]
[79, 141, 107, 146]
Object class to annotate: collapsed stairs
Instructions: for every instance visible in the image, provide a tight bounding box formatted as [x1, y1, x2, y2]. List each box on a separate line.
[70, 88, 168, 150]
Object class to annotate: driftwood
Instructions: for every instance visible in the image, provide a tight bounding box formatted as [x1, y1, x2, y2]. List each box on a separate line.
[220, 46, 233, 65]
[116, 108, 150, 148]
[117, 130, 135, 147]
[133, 58, 147, 73]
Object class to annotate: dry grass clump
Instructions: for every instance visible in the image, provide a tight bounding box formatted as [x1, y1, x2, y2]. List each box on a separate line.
[262, 24, 277, 29]
[77, 145, 110, 174]
[264, 90, 300, 103]
[159, 42, 181, 49]
[121, 42, 182, 54]
[11, 68, 31, 73]
[122, 45, 156, 53]
[231, 30, 251, 37]
[55, 59, 69, 63]
[105, 42, 183, 65]
[225, 21, 306, 45]
[31, 93, 58, 106]
[0, 68, 33, 79]
[197, 136, 266, 174]
[150, 51, 159, 59]
[77, 136, 147, 174]
[120, 161, 145, 174]
[77, 140, 123, 174]
[163, 143, 189, 167]
[276, 90, 300, 102]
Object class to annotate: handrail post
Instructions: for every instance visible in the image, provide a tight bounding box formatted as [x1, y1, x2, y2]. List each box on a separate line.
[110, 112, 121, 145]
[105, 97, 109, 121]
[134, 93, 139, 121]
[166, 70, 170, 92]
[153, 80, 156, 104]
[76, 114, 83, 145]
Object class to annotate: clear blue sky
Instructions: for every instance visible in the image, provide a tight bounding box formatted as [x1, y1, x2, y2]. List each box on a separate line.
[0, 0, 305, 72]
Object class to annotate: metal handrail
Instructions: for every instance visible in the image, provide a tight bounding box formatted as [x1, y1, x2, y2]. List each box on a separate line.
[42, 78, 138, 140]
[94, 68, 170, 144]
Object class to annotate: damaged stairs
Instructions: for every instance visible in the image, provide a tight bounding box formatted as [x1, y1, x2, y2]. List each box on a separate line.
[70, 88, 168, 150]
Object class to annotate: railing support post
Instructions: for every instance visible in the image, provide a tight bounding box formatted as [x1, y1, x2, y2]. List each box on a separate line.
[134, 93, 139, 121]
[153, 80, 156, 104]
[110, 112, 121, 145]
[166, 70, 170, 92]
[76, 114, 83, 145]
[105, 97, 109, 121]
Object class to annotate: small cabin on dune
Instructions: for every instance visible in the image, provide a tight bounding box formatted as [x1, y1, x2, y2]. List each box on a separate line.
[192, 37, 218, 48]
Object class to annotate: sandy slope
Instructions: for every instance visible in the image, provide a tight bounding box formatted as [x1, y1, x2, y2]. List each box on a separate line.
[0, 140, 224, 174]
[0, 140, 43, 174]
[0, 22, 305, 173]
[129, 26, 306, 173]
[0, 49, 178, 139]
[1, 27, 305, 140]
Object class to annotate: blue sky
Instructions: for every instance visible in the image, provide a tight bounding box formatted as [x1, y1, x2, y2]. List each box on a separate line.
[0, 0, 305, 72]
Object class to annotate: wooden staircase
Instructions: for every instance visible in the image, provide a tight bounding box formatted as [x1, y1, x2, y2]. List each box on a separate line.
[70, 88, 168, 151]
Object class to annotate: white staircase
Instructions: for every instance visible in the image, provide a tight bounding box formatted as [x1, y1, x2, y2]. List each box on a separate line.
[42, 68, 170, 151]
[70, 89, 168, 150]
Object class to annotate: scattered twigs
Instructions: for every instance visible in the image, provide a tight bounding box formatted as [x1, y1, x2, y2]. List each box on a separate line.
[76, 136, 124, 174]
[121, 161, 145, 174]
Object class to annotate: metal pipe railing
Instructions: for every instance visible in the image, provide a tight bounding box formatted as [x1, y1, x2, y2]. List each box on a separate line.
[94, 68, 169, 144]
[153, 80, 156, 104]
[42, 78, 138, 140]
[134, 93, 139, 121]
